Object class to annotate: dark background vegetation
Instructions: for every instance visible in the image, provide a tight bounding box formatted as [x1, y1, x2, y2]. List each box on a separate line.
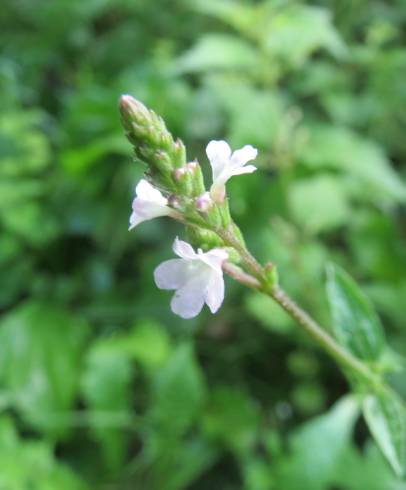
[0, 0, 406, 488]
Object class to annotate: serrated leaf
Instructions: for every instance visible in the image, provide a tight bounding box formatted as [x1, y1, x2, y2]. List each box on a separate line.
[326, 264, 385, 361]
[363, 392, 406, 477]
[333, 441, 406, 490]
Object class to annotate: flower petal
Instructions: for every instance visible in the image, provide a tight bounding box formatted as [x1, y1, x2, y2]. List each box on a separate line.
[173, 237, 197, 260]
[170, 274, 207, 319]
[129, 198, 171, 229]
[230, 145, 258, 168]
[198, 248, 228, 272]
[135, 179, 167, 206]
[204, 270, 225, 313]
[206, 140, 232, 181]
[230, 164, 257, 176]
[154, 259, 194, 290]
[129, 210, 141, 229]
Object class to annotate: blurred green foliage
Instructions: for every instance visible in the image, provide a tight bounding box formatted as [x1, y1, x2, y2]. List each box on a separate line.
[1, 0, 406, 488]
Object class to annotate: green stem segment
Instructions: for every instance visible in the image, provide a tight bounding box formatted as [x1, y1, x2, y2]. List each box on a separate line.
[220, 228, 385, 390]
[269, 284, 382, 388]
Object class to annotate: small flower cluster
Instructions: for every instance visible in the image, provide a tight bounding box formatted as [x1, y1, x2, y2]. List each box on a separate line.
[120, 95, 258, 318]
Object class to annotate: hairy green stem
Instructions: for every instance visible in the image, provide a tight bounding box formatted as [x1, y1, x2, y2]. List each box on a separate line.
[219, 229, 385, 390]
[268, 284, 382, 387]
[217, 226, 264, 280]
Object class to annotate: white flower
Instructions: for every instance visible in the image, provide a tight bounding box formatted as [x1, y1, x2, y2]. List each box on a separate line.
[206, 140, 258, 202]
[129, 179, 173, 229]
[154, 237, 228, 319]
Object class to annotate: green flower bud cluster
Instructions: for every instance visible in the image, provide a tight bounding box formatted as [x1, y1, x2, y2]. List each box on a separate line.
[120, 95, 223, 231]
[120, 95, 206, 197]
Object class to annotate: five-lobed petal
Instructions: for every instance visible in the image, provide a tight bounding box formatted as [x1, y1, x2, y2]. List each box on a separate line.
[206, 140, 258, 201]
[129, 179, 172, 229]
[154, 237, 228, 319]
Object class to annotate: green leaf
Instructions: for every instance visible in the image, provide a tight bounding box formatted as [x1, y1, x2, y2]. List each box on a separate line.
[363, 392, 406, 477]
[277, 396, 360, 490]
[326, 264, 385, 361]
[0, 111, 50, 176]
[150, 343, 206, 436]
[301, 126, 406, 204]
[115, 320, 172, 371]
[188, 0, 258, 37]
[205, 80, 285, 148]
[81, 342, 134, 471]
[202, 386, 260, 454]
[176, 34, 260, 74]
[61, 134, 127, 175]
[333, 441, 406, 490]
[0, 416, 88, 489]
[144, 437, 219, 490]
[263, 5, 347, 65]
[1, 201, 60, 247]
[0, 302, 89, 433]
[289, 175, 351, 234]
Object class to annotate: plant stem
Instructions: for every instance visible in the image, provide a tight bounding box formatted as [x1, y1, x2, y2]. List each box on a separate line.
[268, 284, 382, 387]
[217, 226, 264, 279]
[218, 227, 385, 389]
[214, 217, 387, 391]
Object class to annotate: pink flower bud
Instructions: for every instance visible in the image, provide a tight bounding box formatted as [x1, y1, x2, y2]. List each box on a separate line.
[196, 192, 213, 212]
[174, 167, 186, 181]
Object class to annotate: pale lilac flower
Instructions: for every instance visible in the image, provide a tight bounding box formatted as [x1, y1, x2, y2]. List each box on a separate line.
[129, 179, 173, 229]
[154, 237, 228, 319]
[206, 140, 258, 202]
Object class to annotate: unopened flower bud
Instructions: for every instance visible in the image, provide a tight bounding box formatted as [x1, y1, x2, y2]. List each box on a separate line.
[195, 191, 222, 227]
[174, 167, 186, 181]
[119, 94, 188, 192]
[173, 161, 205, 197]
[186, 226, 224, 250]
[186, 160, 206, 196]
[120, 94, 150, 126]
[196, 192, 213, 212]
[172, 139, 187, 168]
[173, 166, 193, 195]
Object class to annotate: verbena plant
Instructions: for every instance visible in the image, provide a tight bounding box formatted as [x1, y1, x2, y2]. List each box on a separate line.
[120, 94, 406, 478]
